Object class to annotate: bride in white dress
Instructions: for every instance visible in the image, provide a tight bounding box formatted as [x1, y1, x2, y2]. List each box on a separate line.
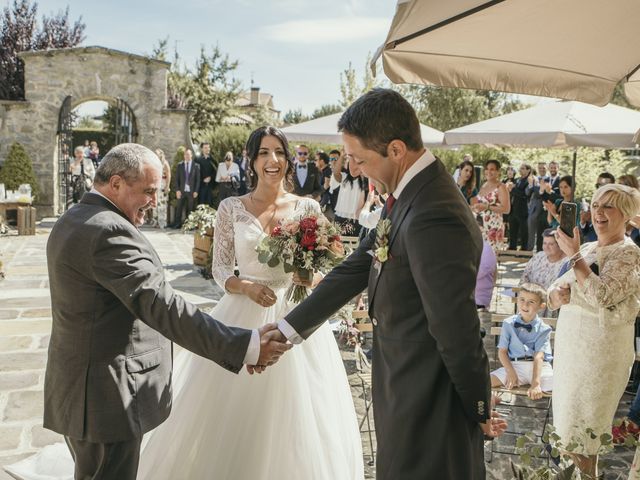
[136, 127, 363, 479]
[5, 127, 363, 480]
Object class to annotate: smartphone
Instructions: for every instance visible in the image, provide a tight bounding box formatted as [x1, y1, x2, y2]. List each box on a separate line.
[559, 202, 578, 237]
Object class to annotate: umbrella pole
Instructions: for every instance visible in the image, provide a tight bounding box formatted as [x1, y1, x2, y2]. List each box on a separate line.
[571, 148, 577, 201]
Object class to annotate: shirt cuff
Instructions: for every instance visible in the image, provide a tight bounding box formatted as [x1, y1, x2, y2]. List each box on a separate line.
[277, 319, 304, 344]
[243, 329, 260, 365]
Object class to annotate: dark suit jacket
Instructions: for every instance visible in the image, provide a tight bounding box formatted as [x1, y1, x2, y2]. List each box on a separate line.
[285, 159, 491, 479]
[511, 175, 530, 218]
[292, 163, 323, 198]
[44, 193, 251, 443]
[174, 161, 201, 194]
[196, 155, 216, 182]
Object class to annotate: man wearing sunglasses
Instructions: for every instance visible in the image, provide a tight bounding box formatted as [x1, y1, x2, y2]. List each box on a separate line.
[292, 144, 323, 201]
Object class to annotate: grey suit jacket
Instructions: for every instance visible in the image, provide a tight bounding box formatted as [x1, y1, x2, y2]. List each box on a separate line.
[285, 159, 491, 479]
[44, 193, 251, 443]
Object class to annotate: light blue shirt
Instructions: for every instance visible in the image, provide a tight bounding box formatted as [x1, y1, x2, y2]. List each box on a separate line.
[498, 314, 553, 362]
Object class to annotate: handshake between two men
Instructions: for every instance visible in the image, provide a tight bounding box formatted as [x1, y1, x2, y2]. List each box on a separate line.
[249, 323, 290, 374]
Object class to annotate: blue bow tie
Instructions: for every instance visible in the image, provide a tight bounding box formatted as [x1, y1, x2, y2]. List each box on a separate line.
[514, 321, 533, 332]
[298, 164, 307, 169]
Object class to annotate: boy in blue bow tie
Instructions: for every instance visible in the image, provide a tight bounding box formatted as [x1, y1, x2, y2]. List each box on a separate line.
[490, 283, 553, 399]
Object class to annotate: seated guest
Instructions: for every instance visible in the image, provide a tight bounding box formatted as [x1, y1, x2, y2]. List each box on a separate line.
[491, 283, 553, 400]
[475, 238, 497, 310]
[520, 229, 567, 290]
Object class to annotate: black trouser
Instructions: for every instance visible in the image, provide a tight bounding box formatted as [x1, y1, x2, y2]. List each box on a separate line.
[198, 182, 213, 206]
[174, 192, 196, 227]
[527, 210, 548, 251]
[509, 214, 529, 250]
[65, 435, 141, 480]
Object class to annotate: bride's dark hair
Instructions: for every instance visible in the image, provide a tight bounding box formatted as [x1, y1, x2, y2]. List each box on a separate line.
[245, 126, 294, 191]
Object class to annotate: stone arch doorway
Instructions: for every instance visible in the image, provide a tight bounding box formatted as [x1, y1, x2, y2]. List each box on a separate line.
[0, 46, 193, 217]
[56, 95, 138, 212]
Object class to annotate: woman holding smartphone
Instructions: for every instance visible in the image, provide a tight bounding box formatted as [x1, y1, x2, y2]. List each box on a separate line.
[549, 184, 640, 479]
[544, 175, 579, 230]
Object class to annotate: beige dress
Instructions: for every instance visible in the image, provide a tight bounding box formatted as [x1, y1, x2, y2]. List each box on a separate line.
[549, 238, 640, 455]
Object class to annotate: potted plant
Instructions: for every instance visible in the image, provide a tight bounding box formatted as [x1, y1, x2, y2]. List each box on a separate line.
[182, 205, 217, 269]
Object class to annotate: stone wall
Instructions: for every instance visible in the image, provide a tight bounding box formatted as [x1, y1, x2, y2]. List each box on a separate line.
[0, 46, 192, 217]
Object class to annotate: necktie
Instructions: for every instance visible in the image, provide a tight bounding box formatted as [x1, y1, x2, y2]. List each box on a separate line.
[185, 162, 190, 177]
[386, 194, 396, 214]
[514, 321, 533, 332]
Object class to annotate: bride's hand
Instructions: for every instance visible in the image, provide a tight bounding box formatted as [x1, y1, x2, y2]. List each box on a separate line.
[244, 283, 277, 307]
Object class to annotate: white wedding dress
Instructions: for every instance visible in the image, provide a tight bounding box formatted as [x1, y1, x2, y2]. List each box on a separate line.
[5, 196, 363, 480]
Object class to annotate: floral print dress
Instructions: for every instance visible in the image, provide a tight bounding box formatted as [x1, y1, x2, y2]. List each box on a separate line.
[476, 187, 506, 251]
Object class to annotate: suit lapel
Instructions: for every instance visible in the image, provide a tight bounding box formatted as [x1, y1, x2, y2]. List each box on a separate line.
[367, 159, 445, 308]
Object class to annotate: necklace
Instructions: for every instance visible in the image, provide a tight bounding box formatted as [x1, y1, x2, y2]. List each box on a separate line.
[250, 192, 278, 233]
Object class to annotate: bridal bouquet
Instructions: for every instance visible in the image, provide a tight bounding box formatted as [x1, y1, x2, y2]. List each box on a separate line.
[256, 211, 345, 303]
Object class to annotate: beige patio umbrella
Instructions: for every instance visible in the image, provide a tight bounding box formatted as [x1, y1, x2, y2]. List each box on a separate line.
[373, 0, 640, 107]
[281, 112, 445, 147]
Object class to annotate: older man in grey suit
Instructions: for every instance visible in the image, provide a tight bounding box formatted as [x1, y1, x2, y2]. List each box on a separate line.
[271, 89, 506, 479]
[44, 143, 288, 479]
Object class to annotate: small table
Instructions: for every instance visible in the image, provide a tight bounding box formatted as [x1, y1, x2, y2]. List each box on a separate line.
[0, 202, 35, 235]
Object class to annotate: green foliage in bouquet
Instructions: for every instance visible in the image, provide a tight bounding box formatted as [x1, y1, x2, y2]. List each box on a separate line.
[0, 142, 39, 200]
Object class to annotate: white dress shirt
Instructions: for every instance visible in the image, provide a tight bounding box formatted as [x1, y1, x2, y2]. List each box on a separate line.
[296, 162, 309, 187]
[278, 149, 436, 343]
[88, 189, 259, 365]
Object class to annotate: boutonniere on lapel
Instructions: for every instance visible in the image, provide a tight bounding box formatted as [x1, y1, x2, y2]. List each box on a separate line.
[372, 218, 392, 264]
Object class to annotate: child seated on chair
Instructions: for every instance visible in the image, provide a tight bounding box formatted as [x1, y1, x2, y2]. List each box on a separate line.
[491, 282, 553, 400]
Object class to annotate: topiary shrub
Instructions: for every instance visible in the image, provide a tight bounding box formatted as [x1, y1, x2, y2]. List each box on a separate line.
[0, 142, 39, 201]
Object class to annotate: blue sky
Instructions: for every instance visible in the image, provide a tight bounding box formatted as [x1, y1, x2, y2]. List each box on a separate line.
[37, 0, 397, 115]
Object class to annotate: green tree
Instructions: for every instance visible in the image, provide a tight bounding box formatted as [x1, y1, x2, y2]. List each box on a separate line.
[282, 109, 309, 125]
[0, 0, 85, 100]
[75, 114, 100, 129]
[0, 142, 39, 199]
[151, 40, 242, 136]
[339, 53, 385, 108]
[311, 104, 342, 119]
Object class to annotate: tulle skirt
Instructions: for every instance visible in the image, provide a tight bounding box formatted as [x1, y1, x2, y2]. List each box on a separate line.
[137, 286, 364, 479]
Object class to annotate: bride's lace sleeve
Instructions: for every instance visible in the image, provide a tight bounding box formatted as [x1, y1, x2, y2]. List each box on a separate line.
[579, 244, 640, 309]
[212, 198, 236, 291]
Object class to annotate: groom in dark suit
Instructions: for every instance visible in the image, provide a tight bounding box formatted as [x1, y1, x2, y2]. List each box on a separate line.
[272, 89, 505, 479]
[44, 143, 289, 479]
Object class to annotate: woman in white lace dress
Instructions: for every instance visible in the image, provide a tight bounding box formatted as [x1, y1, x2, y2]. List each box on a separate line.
[136, 126, 364, 479]
[549, 184, 640, 478]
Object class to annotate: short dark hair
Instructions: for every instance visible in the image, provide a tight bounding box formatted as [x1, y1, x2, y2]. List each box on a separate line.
[329, 149, 341, 156]
[598, 172, 616, 183]
[200, 142, 210, 148]
[542, 228, 557, 237]
[337, 88, 423, 156]
[559, 175, 573, 190]
[245, 126, 293, 191]
[317, 151, 330, 164]
[484, 159, 501, 170]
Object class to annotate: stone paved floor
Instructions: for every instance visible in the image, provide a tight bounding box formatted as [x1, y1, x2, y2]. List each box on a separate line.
[0, 228, 636, 479]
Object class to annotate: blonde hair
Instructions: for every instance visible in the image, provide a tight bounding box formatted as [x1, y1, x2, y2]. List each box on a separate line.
[518, 282, 547, 304]
[224, 151, 234, 162]
[592, 183, 640, 221]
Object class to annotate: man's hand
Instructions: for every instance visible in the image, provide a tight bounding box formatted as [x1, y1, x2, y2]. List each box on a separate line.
[176, 191, 182, 199]
[480, 411, 508, 439]
[505, 368, 519, 389]
[193, 192, 198, 199]
[204, 176, 211, 184]
[246, 324, 290, 375]
[528, 383, 543, 400]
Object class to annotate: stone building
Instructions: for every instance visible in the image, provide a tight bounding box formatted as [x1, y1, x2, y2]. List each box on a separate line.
[0, 46, 192, 217]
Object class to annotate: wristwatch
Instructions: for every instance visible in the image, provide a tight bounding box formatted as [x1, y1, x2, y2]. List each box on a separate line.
[569, 254, 582, 269]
